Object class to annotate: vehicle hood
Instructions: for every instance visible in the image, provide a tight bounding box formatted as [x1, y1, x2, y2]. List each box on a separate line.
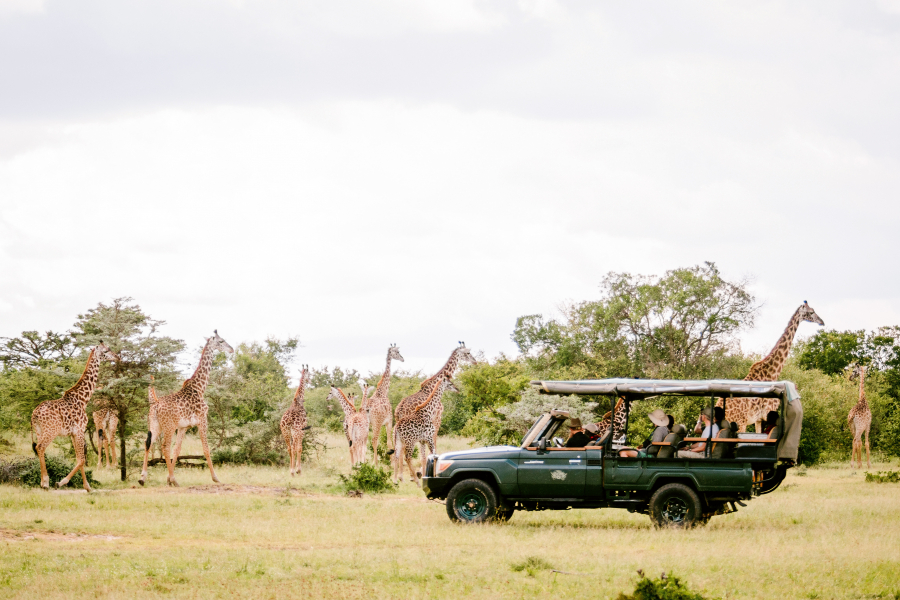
[438, 446, 519, 460]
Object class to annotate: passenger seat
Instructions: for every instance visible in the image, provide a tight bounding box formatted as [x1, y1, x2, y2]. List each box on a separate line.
[711, 421, 734, 459]
[656, 424, 686, 459]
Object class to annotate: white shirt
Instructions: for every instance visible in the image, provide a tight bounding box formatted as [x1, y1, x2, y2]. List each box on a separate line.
[699, 424, 720, 439]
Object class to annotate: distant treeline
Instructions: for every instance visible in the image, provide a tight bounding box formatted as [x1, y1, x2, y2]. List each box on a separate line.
[2, 263, 898, 467]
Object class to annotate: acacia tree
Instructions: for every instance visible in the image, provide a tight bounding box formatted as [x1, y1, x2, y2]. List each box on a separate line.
[513, 262, 757, 379]
[73, 298, 184, 480]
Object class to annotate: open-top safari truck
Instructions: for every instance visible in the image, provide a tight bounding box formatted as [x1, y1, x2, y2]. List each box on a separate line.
[422, 378, 802, 528]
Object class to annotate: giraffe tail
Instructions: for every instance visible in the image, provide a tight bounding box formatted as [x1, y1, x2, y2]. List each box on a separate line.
[31, 420, 38, 455]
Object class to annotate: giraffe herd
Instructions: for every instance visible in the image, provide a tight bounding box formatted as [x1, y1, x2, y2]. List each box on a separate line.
[25, 300, 880, 494]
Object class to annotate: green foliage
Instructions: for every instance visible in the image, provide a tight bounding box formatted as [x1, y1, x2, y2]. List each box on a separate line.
[617, 571, 715, 600]
[513, 262, 757, 380]
[0, 456, 101, 488]
[0, 363, 80, 432]
[339, 462, 395, 494]
[308, 366, 361, 389]
[865, 471, 900, 483]
[0, 330, 76, 369]
[796, 330, 866, 375]
[509, 556, 553, 576]
[463, 388, 598, 446]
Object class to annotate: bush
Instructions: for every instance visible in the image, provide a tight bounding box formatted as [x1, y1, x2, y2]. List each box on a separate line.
[213, 419, 326, 466]
[0, 456, 100, 488]
[865, 471, 900, 483]
[617, 571, 716, 600]
[339, 463, 394, 494]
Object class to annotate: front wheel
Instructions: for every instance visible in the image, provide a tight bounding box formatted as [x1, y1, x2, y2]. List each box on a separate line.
[649, 483, 704, 529]
[446, 479, 501, 524]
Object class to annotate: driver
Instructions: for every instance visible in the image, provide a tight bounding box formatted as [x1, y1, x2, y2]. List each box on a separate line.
[565, 418, 591, 447]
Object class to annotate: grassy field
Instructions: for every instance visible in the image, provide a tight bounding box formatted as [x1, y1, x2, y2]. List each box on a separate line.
[1, 433, 899, 600]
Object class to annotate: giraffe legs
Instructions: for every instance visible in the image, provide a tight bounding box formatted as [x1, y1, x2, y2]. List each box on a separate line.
[58, 433, 91, 492]
[173, 428, 187, 463]
[96, 429, 105, 469]
[865, 430, 871, 469]
[370, 420, 382, 464]
[198, 420, 220, 483]
[291, 437, 303, 476]
[161, 429, 179, 487]
[35, 437, 52, 490]
[106, 418, 118, 468]
[139, 428, 159, 486]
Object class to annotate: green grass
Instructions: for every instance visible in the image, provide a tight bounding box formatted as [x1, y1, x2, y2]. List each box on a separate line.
[0, 433, 898, 599]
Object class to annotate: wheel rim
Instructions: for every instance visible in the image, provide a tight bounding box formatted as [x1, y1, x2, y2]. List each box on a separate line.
[661, 497, 688, 523]
[457, 491, 487, 519]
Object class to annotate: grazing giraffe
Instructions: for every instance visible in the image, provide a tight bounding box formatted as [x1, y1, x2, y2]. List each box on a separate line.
[30, 342, 119, 491]
[394, 342, 475, 456]
[328, 386, 370, 465]
[280, 365, 310, 476]
[389, 377, 456, 486]
[718, 301, 824, 432]
[848, 364, 872, 469]
[138, 331, 234, 487]
[365, 345, 404, 462]
[92, 404, 118, 468]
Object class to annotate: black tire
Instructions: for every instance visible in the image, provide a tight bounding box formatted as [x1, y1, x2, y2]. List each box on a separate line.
[446, 478, 500, 524]
[649, 483, 704, 529]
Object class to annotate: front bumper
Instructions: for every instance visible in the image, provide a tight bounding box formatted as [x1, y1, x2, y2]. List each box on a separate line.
[422, 476, 451, 499]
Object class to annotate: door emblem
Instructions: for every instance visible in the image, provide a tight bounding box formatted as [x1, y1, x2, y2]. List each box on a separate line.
[550, 470, 567, 481]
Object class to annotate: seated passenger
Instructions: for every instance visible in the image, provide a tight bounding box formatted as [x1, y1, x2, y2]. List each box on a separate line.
[619, 409, 669, 458]
[565, 418, 591, 447]
[768, 416, 782, 440]
[584, 422, 600, 443]
[677, 407, 720, 459]
[763, 411, 779, 435]
[714, 406, 726, 429]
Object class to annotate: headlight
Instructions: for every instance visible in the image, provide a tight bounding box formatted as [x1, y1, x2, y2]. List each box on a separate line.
[435, 459, 454, 475]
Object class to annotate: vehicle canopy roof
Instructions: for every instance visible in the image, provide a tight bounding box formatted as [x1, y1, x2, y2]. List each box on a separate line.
[529, 378, 802, 462]
[530, 378, 801, 401]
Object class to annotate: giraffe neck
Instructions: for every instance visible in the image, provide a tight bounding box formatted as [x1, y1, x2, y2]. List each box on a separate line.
[413, 378, 445, 413]
[857, 369, 868, 409]
[374, 349, 394, 398]
[752, 307, 803, 380]
[63, 348, 100, 407]
[335, 388, 356, 415]
[184, 340, 216, 397]
[292, 370, 308, 408]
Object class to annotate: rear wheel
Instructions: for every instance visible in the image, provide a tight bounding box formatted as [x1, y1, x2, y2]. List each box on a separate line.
[649, 483, 704, 529]
[446, 479, 500, 524]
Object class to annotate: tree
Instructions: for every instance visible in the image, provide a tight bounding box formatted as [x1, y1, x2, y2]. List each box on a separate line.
[513, 262, 757, 379]
[0, 330, 76, 369]
[72, 298, 185, 480]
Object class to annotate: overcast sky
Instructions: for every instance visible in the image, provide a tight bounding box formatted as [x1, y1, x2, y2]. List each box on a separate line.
[1, 0, 898, 380]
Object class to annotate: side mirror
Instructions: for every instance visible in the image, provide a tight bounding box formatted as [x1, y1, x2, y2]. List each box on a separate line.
[538, 438, 547, 453]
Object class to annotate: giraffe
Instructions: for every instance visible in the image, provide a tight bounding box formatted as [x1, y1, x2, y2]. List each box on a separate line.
[394, 342, 475, 456]
[719, 301, 824, 432]
[591, 397, 629, 444]
[389, 376, 457, 486]
[280, 365, 310, 476]
[138, 331, 234, 487]
[92, 404, 118, 469]
[327, 386, 370, 465]
[30, 342, 119, 491]
[365, 345, 404, 462]
[848, 364, 872, 469]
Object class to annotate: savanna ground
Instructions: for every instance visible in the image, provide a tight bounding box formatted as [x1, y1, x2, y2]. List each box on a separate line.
[1, 433, 899, 600]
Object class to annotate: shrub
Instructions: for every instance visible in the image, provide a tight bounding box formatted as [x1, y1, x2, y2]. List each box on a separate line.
[0, 456, 100, 488]
[617, 571, 716, 600]
[339, 463, 394, 494]
[509, 556, 553, 577]
[213, 421, 326, 466]
[865, 471, 900, 483]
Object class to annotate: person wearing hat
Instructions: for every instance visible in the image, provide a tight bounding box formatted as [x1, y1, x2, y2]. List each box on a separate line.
[583, 422, 601, 443]
[619, 409, 670, 458]
[565, 418, 591, 447]
[677, 406, 720, 459]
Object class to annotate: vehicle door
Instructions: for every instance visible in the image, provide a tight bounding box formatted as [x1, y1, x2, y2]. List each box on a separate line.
[517, 436, 586, 498]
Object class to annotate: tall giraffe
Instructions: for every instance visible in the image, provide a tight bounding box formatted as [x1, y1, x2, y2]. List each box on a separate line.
[327, 386, 370, 465]
[848, 364, 872, 469]
[280, 365, 310, 476]
[138, 331, 233, 487]
[720, 301, 824, 432]
[92, 403, 118, 469]
[394, 343, 475, 456]
[365, 345, 404, 462]
[389, 376, 457, 486]
[30, 343, 119, 491]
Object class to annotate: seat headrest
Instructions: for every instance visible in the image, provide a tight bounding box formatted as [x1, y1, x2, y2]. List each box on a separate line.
[671, 424, 687, 436]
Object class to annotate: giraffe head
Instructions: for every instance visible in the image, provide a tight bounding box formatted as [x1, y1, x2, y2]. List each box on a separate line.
[849, 363, 868, 382]
[388, 344, 405, 363]
[798, 301, 825, 326]
[455, 342, 477, 366]
[208, 330, 234, 355]
[95, 341, 119, 363]
[444, 379, 460, 394]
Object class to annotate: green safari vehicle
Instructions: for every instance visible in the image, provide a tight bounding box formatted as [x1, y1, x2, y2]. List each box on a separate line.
[422, 378, 803, 528]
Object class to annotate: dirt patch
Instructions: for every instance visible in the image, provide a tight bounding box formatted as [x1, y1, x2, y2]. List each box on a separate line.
[0, 528, 122, 543]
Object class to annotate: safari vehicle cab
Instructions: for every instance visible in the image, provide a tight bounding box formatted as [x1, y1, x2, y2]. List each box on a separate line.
[422, 378, 803, 528]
